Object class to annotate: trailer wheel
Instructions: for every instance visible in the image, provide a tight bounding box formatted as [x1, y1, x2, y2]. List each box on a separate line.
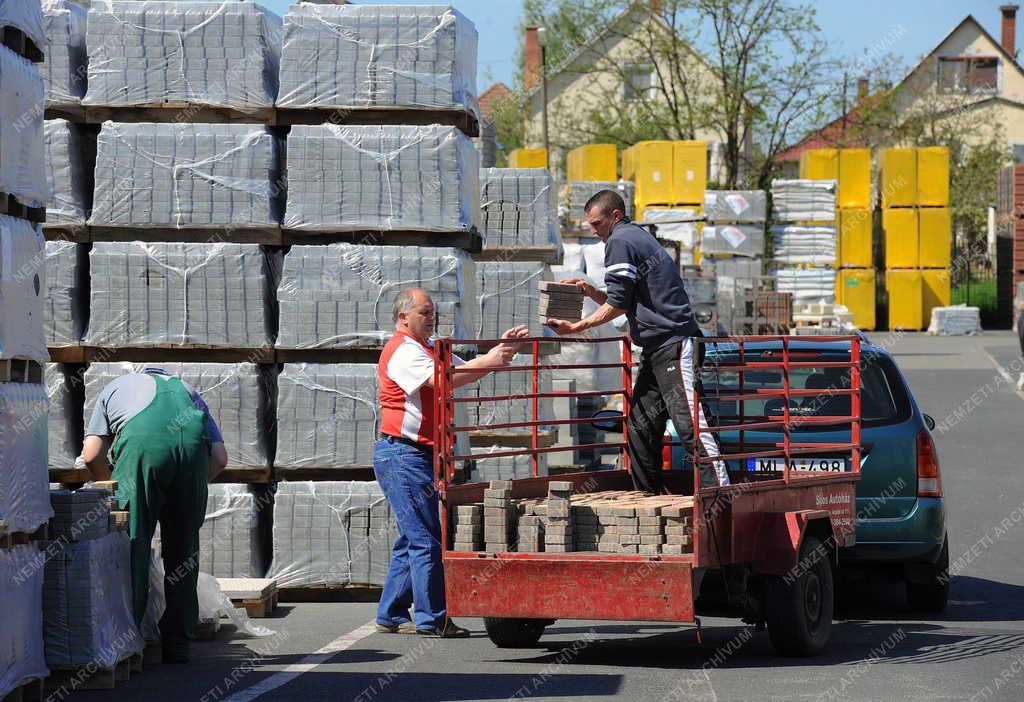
[906, 535, 949, 614]
[483, 618, 547, 648]
[766, 535, 834, 657]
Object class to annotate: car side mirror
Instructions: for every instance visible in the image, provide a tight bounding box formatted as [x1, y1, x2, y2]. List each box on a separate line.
[591, 409, 625, 432]
[923, 413, 936, 431]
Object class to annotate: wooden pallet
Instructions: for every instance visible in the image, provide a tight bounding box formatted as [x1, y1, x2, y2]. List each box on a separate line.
[472, 246, 564, 265]
[41, 224, 89, 243]
[0, 522, 48, 549]
[0, 193, 44, 223]
[217, 578, 279, 618]
[275, 105, 480, 137]
[213, 466, 273, 484]
[274, 466, 376, 482]
[0, 359, 43, 384]
[1, 676, 43, 702]
[88, 224, 281, 245]
[1, 26, 44, 63]
[281, 227, 483, 253]
[71, 102, 276, 125]
[45, 652, 142, 692]
[278, 584, 382, 603]
[47, 345, 276, 364]
[273, 347, 385, 364]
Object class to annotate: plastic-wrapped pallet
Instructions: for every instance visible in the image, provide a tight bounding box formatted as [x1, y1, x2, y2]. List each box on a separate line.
[278, 3, 478, 116]
[475, 118, 496, 168]
[0, 1, 45, 54]
[0, 215, 47, 362]
[479, 168, 560, 250]
[43, 119, 89, 224]
[41, 1, 87, 105]
[771, 225, 837, 265]
[775, 267, 836, 303]
[460, 353, 553, 429]
[267, 482, 399, 588]
[85, 242, 279, 348]
[199, 484, 266, 579]
[771, 179, 836, 222]
[0, 46, 47, 207]
[641, 208, 701, 246]
[562, 181, 634, 226]
[284, 124, 479, 233]
[46, 364, 80, 470]
[701, 224, 764, 258]
[42, 531, 144, 668]
[85, 362, 272, 467]
[0, 382, 52, 534]
[471, 449, 548, 483]
[704, 256, 762, 281]
[277, 244, 475, 348]
[703, 190, 767, 223]
[0, 545, 47, 700]
[927, 306, 981, 336]
[83, 1, 281, 109]
[475, 261, 552, 338]
[276, 363, 379, 470]
[44, 239, 87, 346]
[90, 122, 280, 228]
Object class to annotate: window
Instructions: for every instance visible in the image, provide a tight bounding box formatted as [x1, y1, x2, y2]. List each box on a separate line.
[623, 62, 657, 101]
[937, 56, 998, 93]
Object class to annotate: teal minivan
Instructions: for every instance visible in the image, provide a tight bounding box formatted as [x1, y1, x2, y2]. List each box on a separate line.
[667, 338, 948, 612]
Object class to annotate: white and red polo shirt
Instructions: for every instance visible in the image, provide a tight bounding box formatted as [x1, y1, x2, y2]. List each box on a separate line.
[378, 331, 465, 447]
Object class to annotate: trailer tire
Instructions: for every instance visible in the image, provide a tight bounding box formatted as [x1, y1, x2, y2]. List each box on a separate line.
[766, 535, 834, 657]
[483, 618, 547, 648]
[906, 535, 949, 614]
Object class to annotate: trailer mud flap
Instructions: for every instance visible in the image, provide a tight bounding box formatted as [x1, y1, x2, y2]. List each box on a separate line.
[444, 554, 695, 622]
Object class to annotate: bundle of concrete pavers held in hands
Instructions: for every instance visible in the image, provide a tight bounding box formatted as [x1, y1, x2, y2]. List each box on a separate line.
[450, 481, 695, 555]
[538, 281, 584, 324]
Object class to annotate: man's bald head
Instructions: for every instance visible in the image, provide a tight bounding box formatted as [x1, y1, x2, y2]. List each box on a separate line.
[393, 288, 436, 342]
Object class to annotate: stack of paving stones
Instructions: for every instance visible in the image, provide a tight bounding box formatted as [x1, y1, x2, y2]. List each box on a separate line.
[48, 488, 110, 542]
[660, 505, 694, 555]
[515, 514, 543, 552]
[479, 168, 560, 250]
[198, 484, 266, 578]
[482, 480, 514, 553]
[42, 119, 89, 224]
[538, 281, 584, 324]
[40, 0, 87, 106]
[542, 481, 573, 553]
[450, 504, 482, 552]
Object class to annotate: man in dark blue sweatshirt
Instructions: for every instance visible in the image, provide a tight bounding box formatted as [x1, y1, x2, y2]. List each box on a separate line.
[547, 190, 730, 492]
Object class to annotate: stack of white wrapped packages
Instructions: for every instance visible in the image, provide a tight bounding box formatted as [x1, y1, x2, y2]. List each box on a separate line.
[276, 244, 475, 348]
[199, 484, 267, 579]
[701, 190, 767, 260]
[267, 482, 399, 588]
[479, 168, 560, 251]
[278, 3, 477, 117]
[771, 178, 838, 304]
[45, 364, 80, 470]
[0, 545, 48, 699]
[284, 125, 479, 233]
[43, 119, 89, 224]
[0, 382, 52, 535]
[474, 261, 552, 338]
[771, 226, 838, 266]
[82, 1, 281, 109]
[41, 0, 87, 106]
[0, 216, 47, 362]
[927, 305, 982, 336]
[770, 179, 837, 222]
[44, 239, 86, 346]
[84, 242, 279, 348]
[0, 41, 47, 210]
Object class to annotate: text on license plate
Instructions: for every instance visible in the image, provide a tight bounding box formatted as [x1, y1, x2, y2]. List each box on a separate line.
[744, 457, 849, 472]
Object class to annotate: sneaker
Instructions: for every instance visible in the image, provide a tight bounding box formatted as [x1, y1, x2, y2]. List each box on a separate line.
[375, 621, 417, 634]
[416, 620, 471, 638]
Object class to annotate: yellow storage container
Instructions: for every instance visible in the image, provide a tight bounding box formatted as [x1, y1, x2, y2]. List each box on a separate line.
[508, 148, 547, 168]
[886, 270, 923, 330]
[671, 140, 707, 204]
[918, 146, 950, 206]
[621, 145, 635, 180]
[878, 148, 917, 208]
[918, 206, 952, 268]
[883, 207, 918, 269]
[836, 269, 876, 330]
[838, 148, 871, 209]
[838, 207, 872, 268]
[626, 141, 675, 210]
[567, 144, 617, 182]
[799, 148, 838, 181]
[922, 269, 951, 322]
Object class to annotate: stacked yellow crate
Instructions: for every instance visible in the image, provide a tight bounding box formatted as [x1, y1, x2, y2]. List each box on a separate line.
[879, 147, 951, 330]
[508, 147, 548, 168]
[566, 144, 617, 182]
[799, 148, 875, 329]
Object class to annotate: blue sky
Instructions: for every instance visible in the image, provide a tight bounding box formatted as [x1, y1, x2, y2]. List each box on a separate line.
[260, 1, 1006, 93]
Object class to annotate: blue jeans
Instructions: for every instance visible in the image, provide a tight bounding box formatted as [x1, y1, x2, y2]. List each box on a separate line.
[373, 438, 446, 630]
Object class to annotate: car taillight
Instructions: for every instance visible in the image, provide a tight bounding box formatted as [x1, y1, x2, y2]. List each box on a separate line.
[662, 434, 672, 470]
[917, 429, 942, 497]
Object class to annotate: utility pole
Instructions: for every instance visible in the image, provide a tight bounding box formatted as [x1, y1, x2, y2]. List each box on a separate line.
[538, 27, 550, 168]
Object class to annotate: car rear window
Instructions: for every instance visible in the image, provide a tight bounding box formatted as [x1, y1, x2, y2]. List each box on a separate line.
[700, 353, 909, 426]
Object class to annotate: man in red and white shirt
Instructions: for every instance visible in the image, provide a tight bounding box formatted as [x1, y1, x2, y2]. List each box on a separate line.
[375, 288, 527, 637]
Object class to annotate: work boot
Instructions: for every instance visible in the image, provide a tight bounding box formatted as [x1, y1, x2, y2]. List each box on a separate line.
[416, 620, 471, 638]
[375, 621, 417, 634]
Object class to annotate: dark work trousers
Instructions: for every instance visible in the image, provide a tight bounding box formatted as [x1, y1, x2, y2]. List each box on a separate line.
[626, 337, 729, 493]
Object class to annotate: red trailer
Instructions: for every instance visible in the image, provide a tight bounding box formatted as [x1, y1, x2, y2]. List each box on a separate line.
[433, 334, 862, 656]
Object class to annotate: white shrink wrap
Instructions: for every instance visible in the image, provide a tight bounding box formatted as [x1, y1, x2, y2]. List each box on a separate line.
[43, 119, 89, 224]
[41, 0, 87, 104]
[474, 261, 552, 338]
[0, 215, 46, 362]
[44, 239, 86, 346]
[0, 544, 47, 699]
[0, 382, 52, 534]
[771, 179, 836, 222]
[0, 46, 46, 206]
[479, 168, 560, 250]
[199, 484, 267, 579]
[45, 363, 79, 469]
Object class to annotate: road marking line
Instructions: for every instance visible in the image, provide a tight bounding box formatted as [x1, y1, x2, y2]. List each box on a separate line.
[221, 621, 378, 702]
[981, 350, 1024, 401]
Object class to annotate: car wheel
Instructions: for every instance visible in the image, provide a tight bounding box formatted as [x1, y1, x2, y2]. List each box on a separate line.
[766, 535, 834, 657]
[906, 535, 949, 613]
[483, 617, 547, 648]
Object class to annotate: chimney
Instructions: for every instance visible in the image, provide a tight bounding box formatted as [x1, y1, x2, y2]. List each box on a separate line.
[649, 0, 663, 13]
[1001, 5, 1018, 57]
[524, 26, 541, 91]
[857, 77, 869, 101]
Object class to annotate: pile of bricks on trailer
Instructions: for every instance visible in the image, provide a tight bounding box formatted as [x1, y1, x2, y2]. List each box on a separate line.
[456, 482, 694, 555]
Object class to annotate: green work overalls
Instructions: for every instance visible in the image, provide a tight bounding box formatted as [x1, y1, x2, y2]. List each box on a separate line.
[110, 373, 210, 649]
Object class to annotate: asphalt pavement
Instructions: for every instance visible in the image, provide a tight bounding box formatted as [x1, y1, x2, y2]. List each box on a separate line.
[53, 332, 1024, 702]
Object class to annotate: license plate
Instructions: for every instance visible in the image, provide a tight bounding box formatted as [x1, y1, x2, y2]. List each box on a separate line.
[744, 457, 849, 473]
